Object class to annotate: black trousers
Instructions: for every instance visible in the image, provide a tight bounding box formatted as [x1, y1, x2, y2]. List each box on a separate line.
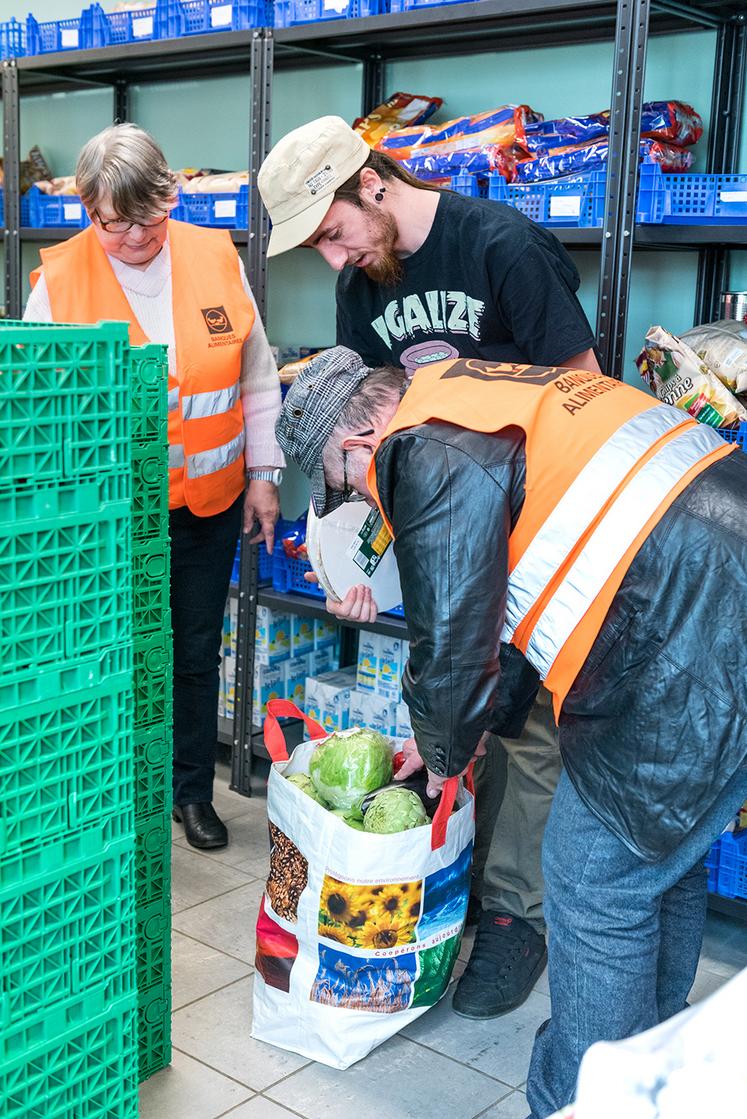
[170, 492, 243, 805]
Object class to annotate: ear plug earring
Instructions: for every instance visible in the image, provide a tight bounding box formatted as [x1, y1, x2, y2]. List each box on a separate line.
[374, 187, 386, 202]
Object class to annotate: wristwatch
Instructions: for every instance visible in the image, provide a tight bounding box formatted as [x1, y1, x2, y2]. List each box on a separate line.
[247, 468, 283, 485]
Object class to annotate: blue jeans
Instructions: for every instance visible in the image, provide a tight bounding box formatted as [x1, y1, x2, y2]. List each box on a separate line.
[526, 763, 747, 1119]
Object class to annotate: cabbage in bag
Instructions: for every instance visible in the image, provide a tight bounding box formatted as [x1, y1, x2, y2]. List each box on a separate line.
[309, 728, 392, 815]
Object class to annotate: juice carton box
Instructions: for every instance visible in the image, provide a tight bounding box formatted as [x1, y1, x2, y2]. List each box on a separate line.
[349, 689, 395, 737]
[395, 701, 413, 740]
[253, 662, 284, 721]
[377, 636, 403, 700]
[283, 654, 311, 708]
[314, 616, 338, 649]
[356, 632, 378, 692]
[308, 644, 339, 675]
[290, 613, 315, 657]
[255, 605, 291, 662]
[305, 669, 353, 734]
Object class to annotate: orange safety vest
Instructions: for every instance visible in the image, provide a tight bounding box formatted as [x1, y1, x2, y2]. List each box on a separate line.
[30, 220, 255, 516]
[366, 358, 734, 717]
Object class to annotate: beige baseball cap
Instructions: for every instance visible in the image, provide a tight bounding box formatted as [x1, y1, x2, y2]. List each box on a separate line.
[258, 116, 371, 257]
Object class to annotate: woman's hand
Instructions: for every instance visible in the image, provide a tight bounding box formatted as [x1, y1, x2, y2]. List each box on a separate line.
[243, 480, 280, 550]
[304, 573, 378, 623]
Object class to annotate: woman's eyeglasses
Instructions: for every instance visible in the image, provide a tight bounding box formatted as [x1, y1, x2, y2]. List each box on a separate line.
[341, 429, 374, 502]
[96, 212, 169, 234]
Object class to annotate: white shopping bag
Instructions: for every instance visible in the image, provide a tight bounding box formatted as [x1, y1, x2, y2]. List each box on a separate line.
[251, 699, 476, 1069]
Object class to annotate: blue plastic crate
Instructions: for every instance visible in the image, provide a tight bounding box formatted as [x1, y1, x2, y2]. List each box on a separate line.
[718, 422, 747, 454]
[0, 17, 25, 58]
[384, 603, 405, 617]
[390, 0, 460, 10]
[25, 12, 85, 55]
[83, 1, 158, 48]
[274, 0, 383, 27]
[272, 551, 325, 598]
[715, 829, 747, 900]
[156, 0, 270, 37]
[638, 161, 747, 225]
[486, 170, 607, 228]
[26, 186, 90, 229]
[179, 184, 249, 228]
[704, 837, 720, 893]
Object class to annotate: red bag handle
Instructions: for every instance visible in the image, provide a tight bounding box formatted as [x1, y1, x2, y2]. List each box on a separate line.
[264, 699, 326, 763]
[430, 761, 476, 849]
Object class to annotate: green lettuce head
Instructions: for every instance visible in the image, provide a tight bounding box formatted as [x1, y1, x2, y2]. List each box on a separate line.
[286, 771, 328, 806]
[309, 728, 392, 813]
[363, 788, 428, 834]
[330, 808, 365, 831]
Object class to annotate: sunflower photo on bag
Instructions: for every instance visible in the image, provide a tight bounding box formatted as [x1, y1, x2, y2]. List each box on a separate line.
[318, 874, 423, 949]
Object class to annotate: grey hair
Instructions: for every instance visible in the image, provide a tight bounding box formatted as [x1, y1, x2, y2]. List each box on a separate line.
[76, 123, 178, 222]
[322, 366, 407, 479]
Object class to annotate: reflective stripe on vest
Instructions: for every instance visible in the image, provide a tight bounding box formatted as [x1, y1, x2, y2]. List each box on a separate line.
[186, 431, 245, 479]
[182, 382, 240, 422]
[521, 421, 724, 678]
[168, 387, 180, 413]
[501, 403, 688, 644]
[169, 444, 185, 470]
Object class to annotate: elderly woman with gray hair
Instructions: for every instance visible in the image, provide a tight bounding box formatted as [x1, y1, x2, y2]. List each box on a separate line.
[25, 123, 285, 850]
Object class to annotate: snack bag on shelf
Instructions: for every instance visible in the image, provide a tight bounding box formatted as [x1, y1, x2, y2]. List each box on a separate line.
[378, 105, 542, 181]
[520, 100, 702, 156]
[353, 92, 443, 147]
[515, 139, 693, 183]
[636, 325, 747, 428]
[680, 320, 747, 397]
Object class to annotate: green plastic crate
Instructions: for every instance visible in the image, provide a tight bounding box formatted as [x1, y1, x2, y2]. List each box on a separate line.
[135, 813, 171, 912]
[138, 981, 172, 1082]
[132, 442, 169, 542]
[137, 898, 170, 985]
[134, 724, 172, 823]
[0, 992, 138, 1119]
[133, 537, 171, 638]
[0, 321, 130, 492]
[0, 824, 135, 1055]
[130, 344, 168, 446]
[0, 673, 132, 858]
[134, 631, 173, 731]
[0, 494, 131, 681]
[0, 645, 132, 713]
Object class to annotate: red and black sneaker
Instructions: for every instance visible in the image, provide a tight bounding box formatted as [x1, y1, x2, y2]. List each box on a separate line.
[452, 909, 547, 1019]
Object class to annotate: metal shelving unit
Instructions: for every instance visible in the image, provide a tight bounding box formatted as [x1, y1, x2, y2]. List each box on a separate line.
[2, 7, 745, 923]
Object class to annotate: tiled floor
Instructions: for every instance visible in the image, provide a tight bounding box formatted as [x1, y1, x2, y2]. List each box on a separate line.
[139, 760, 747, 1119]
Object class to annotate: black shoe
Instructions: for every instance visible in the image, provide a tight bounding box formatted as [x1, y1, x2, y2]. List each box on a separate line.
[173, 803, 228, 850]
[453, 910, 547, 1019]
[466, 893, 483, 927]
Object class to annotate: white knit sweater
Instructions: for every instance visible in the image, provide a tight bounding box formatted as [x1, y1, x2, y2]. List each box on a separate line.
[24, 237, 285, 469]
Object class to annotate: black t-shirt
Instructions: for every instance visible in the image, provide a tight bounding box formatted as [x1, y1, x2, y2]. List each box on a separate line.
[336, 189, 596, 370]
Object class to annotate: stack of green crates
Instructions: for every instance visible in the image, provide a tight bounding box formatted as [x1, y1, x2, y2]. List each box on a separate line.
[129, 343, 174, 1082]
[0, 322, 138, 1118]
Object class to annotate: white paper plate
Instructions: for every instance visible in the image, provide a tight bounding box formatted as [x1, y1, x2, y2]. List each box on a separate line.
[307, 501, 403, 613]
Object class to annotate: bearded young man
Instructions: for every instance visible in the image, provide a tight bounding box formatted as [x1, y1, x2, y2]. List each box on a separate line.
[258, 116, 602, 1019]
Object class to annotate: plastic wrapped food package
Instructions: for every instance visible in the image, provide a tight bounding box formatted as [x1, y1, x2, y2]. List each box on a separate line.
[521, 100, 702, 155]
[636, 325, 747, 428]
[514, 139, 693, 183]
[680, 320, 747, 396]
[377, 105, 542, 181]
[353, 92, 443, 147]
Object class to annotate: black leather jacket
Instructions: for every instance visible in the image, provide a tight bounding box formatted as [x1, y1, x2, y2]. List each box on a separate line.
[375, 422, 747, 860]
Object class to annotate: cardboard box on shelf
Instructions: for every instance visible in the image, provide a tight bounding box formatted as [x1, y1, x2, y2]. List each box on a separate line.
[256, 604, 291, 662]
[291, 613, 315, 657]
[284, 654, 311, 707]
[349, 689, 395, 736]
[395, 701, 413, 740]
[308, 644, 339, 676]
[305, 669, 355, 734]
[377, 636, 403, 700]
[253, 662, 284, 721]
[356, 632, 378, 692]
[314, 616, 338, 649]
